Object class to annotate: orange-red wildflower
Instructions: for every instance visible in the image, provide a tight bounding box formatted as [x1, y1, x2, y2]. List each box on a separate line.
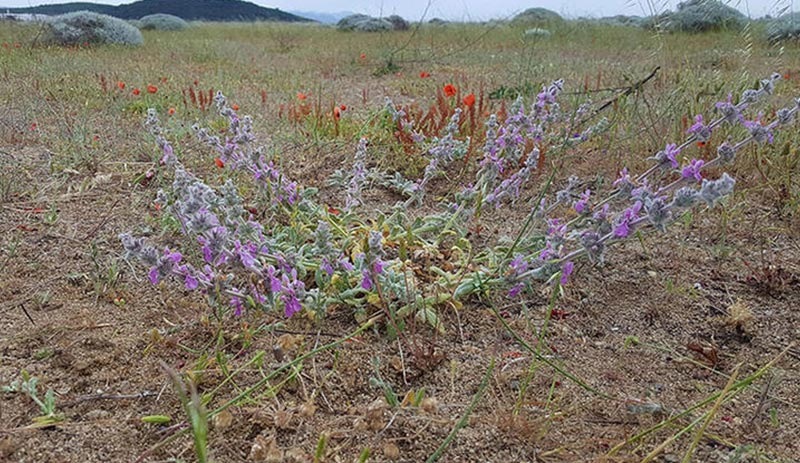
[359, 52, 366, 60]
[443, 83, 457, 97]
[419, 71, 430, 78]
[297, 92, 307, 101]
[147, 85, 158, 94]
[232, 104, 240, 111]
[463, 93, 476, 107]
[168, 107, 176, 115]
[333, 107, 341, 119]
[214, 157, 225, 169]
[132, 88, 141, 96]
[117, 81, 126, 90]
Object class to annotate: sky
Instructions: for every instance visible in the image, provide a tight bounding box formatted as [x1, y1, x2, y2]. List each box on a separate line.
[0, 0, 793, 20]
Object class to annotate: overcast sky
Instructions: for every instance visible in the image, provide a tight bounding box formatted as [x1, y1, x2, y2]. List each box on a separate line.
[1, 0, 793, 20]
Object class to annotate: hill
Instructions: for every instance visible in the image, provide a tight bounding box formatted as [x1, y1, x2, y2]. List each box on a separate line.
[3, 0, 310, 22]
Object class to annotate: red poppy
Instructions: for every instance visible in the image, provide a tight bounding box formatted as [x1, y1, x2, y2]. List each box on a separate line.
[359, 53, 366, 60]
[168, 107, 176, 115]
[419, 71, 430, 79]
[339, 104, 347, 111]
[333, 107, 341, 119]
[132, 88, 141, 96]
[117, 81, 126, 90]
[29, 122, 37, 131]
[297, 92, 307, 101]
[214, 157, 225, 169]
[696, 141, 706, 148]
[463, 93, 476, 107]
[232, 104, 240, 111]
[327, 206, 341, 215]
[147, 85, 158, 94]
[443, 84, 457, 97]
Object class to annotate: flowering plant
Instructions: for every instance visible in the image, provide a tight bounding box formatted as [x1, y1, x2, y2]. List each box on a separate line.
[122, 73, 798, 330]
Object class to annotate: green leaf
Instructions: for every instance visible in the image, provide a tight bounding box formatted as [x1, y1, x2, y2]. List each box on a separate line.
[142, 415, 172, 424]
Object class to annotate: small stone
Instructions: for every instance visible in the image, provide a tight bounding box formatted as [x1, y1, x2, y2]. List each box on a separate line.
[420, 397, 439, 415]
[212, 409, 234, 429]
[383, 442, 400, 460]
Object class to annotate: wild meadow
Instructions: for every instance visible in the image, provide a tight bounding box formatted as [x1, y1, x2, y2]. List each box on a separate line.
[1, 17, 800, 462]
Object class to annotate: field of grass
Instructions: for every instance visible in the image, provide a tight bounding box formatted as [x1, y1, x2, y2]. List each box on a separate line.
[1, 19, 800, 462]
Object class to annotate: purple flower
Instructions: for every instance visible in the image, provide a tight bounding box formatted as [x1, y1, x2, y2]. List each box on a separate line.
[613, 167, 634, 194]
[687, 115, 711, 142]
[593, 203, 610, 222]
[361, 268, 373, 291]
[681, 159, 705, 182]
[283, 295, 302, 318]
[508, 283, 524, 298]
[742, 114, 774, 144]
[234, 240, 258, 270]
[654, 143, 680, 169]
[574, 189, 591, 214]
[267, 266, 282, 293]
[373, 260, 384, 274]
[509, 255, 528, 274]
[339, 256, 354, 271]
[320, 258, 334, 276]
[613, 201, 642, 238]
[184, 274, 198, 290]
[560, 261, 574, 285]
[231, 296, 244, 317]
[715, 93, 742, 125]
[148, 267, 160, 285]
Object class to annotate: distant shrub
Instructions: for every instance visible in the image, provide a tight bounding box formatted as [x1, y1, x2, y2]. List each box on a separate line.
[386, 15, 410, 31]
[336, 14, 392, 32]
[668, 0, 747, 32]
[523, 28, 552, 38]
[767, 12, 800, 43]
[336, 14, 371, 30]
[428, 17, 448, 26]
[596, 15, 645, 27]
[139, 13, 189, 31]
[512, 7, 563, 24]
[44, 11, 143, 46]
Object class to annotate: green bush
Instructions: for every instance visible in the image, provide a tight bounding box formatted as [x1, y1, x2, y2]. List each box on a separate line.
[386, 15, 410, 31]
[139, 13, 189, 31]
[767, 12, 800, 43]
[44, 11, 143, 46]
[512, 7, 564, 25]
[668, 0, 747, 32]
[336, 14, 393, 32]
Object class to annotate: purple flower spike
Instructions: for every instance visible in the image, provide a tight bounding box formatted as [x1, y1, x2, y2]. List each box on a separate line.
[681, 159, 705, 182]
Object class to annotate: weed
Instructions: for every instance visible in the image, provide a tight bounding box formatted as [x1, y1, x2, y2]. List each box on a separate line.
[2, 370, 63, 426]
